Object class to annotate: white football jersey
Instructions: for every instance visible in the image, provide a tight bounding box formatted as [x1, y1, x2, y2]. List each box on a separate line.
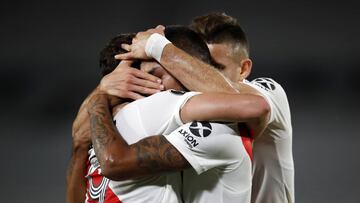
[165, 121, 252, 203]
[85, 89, 252, 203]
[85, 90, 198, 203]
[245, 78, 295, 203]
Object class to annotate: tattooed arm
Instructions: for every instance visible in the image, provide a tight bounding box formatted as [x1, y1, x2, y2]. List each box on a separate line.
[66, 87, 125, 202]
[87, 93, 189, 181]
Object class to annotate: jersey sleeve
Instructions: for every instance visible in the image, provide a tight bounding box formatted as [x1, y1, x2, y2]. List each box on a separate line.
[164, 121, 246, 174]
[171, 91, 201, 126]
[246, 78, 291, 127]
[124, 90, 200, 136]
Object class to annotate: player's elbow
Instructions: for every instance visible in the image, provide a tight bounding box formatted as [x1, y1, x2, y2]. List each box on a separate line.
[242, 95, 270, 120]
[100, 159, 129, 181]
[255, 96, 270, 118]
[99, 153, 135, 181]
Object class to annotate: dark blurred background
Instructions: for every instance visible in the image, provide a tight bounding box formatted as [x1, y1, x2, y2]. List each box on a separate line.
[1, 0, 359, 202]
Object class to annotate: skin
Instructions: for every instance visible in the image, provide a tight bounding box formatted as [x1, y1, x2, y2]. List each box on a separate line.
[86, 59, 268, 181]
[115, 26, 268, 139]
[66, 145, 88, 203]
[66, 57, 268, 201]
[66, 60, 164, 203]
[66, 26, 270, 200]
[99, 60, 164, 100]
[86, 61, 192, 181]
[66, 88, 97, 203]
[86, 91, 191, 181]
[119, 27, 238, 93]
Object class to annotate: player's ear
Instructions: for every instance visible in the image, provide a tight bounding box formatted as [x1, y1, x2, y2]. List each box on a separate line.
[239, 58, 252, 80]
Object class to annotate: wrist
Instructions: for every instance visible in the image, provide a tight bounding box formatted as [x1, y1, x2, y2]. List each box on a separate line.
[108, 95, 122, 107]
[88, 91, 109, 104]
[145, 33, 171, 62]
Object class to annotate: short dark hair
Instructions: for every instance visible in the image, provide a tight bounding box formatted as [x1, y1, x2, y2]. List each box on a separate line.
[190, 12, 249, 58]
[99, 33, 136, 76]
[164, 25, 212, 65]
[99, 26, 213, 76]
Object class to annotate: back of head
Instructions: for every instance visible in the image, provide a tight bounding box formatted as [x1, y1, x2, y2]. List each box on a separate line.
[164, 25, 212, 65]
[190, 12, 249, 59]
[99, 33, 136, 76]
[99, 26, 212, 76]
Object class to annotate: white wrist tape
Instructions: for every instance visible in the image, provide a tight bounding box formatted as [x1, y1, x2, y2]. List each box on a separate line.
[145, 33, 171, 62]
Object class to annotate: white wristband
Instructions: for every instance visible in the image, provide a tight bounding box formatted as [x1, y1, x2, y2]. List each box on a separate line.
[145, 33, 171, 62]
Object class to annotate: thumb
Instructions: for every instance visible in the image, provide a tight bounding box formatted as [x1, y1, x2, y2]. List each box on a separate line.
[121, 43, 131, 51]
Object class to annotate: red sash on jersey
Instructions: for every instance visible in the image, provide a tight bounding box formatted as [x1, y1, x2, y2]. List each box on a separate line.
[237, 123, 253, 160]
[85, 157, 122, 203]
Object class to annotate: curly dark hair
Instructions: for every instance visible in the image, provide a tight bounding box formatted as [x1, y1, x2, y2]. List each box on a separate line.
[99, 33, 137, 76]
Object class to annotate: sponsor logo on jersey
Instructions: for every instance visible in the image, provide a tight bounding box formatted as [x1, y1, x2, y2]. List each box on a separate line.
[178, 128, 199, 148]
[177, 122, 212, 148]
[252, 78, 276, 91]
[189, 121, 212, 137]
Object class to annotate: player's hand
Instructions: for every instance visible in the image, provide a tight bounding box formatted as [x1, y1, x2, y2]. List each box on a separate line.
[115, 25, 165, 60]
[99, 60, 164, 100]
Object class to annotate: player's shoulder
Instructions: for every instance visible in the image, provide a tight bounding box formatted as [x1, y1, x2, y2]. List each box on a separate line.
[249, 77, 281, 91]
[246, 77, 287, 98]
[248, 78, 291, 126]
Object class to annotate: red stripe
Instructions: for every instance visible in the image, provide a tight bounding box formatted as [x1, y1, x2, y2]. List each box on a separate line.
[104, 187, 122, 203]
[237, 123, 253, 160]
[85, 166, 122, 203]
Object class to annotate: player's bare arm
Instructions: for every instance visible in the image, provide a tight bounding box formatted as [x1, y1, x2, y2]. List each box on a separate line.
[115, 26, 255, 94]
[87, 93, 190, 181]
[66, 90, 97, 203]
[67, 86, 127, 202]
[180, 93, 270, 137]
[66, 144, 88, 203]
[99, 64, 269, 138]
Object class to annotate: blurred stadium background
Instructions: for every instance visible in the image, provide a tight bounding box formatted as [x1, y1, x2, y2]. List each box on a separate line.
[1, 1, 359, 202]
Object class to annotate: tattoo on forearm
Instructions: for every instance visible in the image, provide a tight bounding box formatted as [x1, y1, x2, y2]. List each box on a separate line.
[134, 136, 189, 172]
[87, 94, 189, 176]
[88, 96, 117, 160]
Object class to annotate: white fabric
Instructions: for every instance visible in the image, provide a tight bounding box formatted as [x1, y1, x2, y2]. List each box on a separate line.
[245, 78, 295, 203]
[86, 90, 198, 203]
[165, 122, 252, 203]
[145, 33, 171, 62]
[86, 89, 252, 203]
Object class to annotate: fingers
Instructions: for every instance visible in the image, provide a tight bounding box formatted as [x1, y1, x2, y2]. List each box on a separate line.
[115, 52, 133, 60]
[128, 84, 161, 95]
[131, 68, 162, 83]
[105, 82, 158, 99]
[107, 89, 144, 100]
[121, 43, 131, 51]
[131, 77, 164, 90]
